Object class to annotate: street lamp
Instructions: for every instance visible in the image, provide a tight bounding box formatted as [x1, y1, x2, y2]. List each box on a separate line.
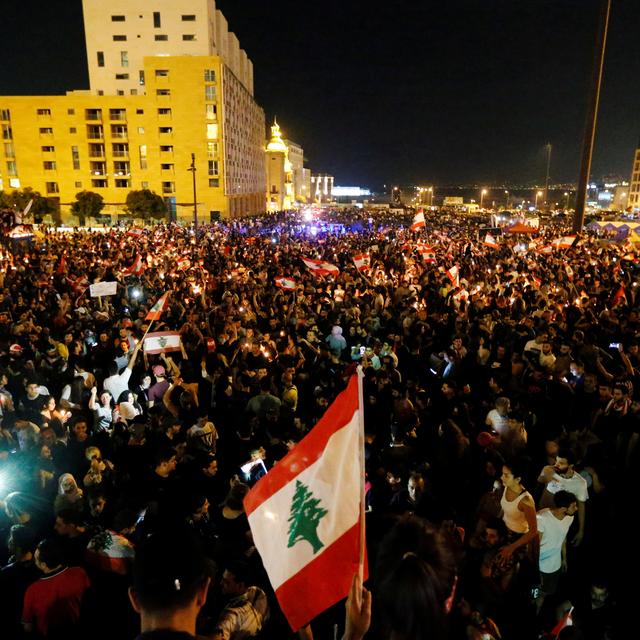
[535, 190, 543, 209]
[504, 190, 509, 209]
[188, 153, 198, 232]
[480, 189, 488, 209]
[564, 192, 570, 210]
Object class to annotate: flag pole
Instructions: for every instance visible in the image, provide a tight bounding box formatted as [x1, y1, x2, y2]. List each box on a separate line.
[355, 366, 366, 584]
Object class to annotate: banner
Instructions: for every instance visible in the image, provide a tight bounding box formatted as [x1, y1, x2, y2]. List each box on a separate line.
[89, 281, 118, 297]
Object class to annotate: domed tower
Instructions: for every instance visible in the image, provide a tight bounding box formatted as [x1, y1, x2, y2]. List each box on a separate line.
[265, 118, 293, 211]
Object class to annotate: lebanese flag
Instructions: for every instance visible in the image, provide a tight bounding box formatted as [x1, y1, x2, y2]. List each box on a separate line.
[484, 233, 499, 249]
[86, 531, 135, 576]
[447, 265, 459, 287]
[127, 228, 144, 237]
[353, 254, 370, 272]
[549, 607, 573, 639]
[122, 254, 144, 277]
[143, 331, 182, 354]
[177, 258, 191, 271]
[275, 276, 296, 291]
[145, 291, 170, 321]
[536, 245, 554, 254]
[302, 257, 339, 277]
[411, 210, 426, 231]
[554, 235, 576, 250]
[531, 275, 542, 288]
[244, 374, 366, 631]
[416, 242, 436, 263]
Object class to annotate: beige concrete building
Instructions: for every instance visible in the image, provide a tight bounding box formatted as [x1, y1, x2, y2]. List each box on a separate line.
[628, 146, 640, 212]
[285, 139, 305, 203]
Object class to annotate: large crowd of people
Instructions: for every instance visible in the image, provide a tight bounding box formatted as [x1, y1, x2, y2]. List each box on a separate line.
[0, 207, 634, 639]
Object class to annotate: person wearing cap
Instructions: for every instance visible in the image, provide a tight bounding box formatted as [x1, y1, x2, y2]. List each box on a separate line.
[148, 364, 169, 409]
[128, 526, 211, 640]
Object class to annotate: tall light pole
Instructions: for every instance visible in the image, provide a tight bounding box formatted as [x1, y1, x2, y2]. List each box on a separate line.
[188, 152, 198, 232]
[573, 0, 612, 233]
[535, 190, 543, 209]
[480, 189, 488, 209]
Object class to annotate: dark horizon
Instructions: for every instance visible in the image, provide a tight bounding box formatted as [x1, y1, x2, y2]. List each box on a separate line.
[1, 0, 639, 189]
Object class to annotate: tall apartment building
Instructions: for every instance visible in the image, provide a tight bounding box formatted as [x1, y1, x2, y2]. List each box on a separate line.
[628, 145, 640, 212]
[0, 0, 265, 220]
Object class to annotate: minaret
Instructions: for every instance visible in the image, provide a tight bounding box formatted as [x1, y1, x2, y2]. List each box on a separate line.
[265, 118, 293, 210]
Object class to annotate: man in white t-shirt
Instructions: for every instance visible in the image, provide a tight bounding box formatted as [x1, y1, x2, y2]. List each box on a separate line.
[535, 490, 578, 612]
[485, 397, 511, 436]
[537, 448, 588, 546]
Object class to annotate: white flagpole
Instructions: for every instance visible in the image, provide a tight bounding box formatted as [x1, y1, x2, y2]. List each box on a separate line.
[356, 366, 366, 584]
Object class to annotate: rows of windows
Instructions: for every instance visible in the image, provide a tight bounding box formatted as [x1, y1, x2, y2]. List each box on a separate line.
[110, 13, 196, 22]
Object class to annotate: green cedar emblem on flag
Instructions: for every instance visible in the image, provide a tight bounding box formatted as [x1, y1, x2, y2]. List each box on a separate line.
[287, 480, 328, 554]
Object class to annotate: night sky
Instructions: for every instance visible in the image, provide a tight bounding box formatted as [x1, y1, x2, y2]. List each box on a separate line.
[2, 0, 639, 188]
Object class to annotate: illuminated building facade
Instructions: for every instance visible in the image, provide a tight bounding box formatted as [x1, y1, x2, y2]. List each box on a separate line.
[628, 146, 640, 212]
[0, 0, 266, 220]
[266, 120, 293, 211]
[311, 173, 334, 203]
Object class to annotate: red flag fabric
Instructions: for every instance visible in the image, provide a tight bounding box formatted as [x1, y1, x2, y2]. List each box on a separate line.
[353, 254, 371, 272]
[275, 277, 296, 291]
[611, 285, 626, 308]
[302, 258, 339, 277]
[57, 254, 67, 274]
[122, 254, 144, 277]
[145, 292, 170, 321]
[447, 265, 460, 287]
[484, 233, 499, 249]
[416, 242, 436, 263]
[411, 210, 426, 231]
[244, 375, 366, 631]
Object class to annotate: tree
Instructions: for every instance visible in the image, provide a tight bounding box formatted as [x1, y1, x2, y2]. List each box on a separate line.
[287, 480, 328, 554]
[0, 187, 60, 224]
[71, 190, 104, 226]
[125, 189, 167, 221]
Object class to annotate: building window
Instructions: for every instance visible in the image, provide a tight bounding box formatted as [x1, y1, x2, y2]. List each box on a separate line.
[85, 109, 102, 120]
[115, 73, 129, 80]
[115, 179, 130, 188]
[205, 104, 217, 119]
[154, 34, 168, 41]
[43, 161, 57, 170]
[161, 163, 174, 172]
[158, 108, 171, 116]
[153, 11, 161, 28]
[37, 108, 52, 116]
[67, 108, 75, 115]
[204, 69, 216, 82]
[71, 146, 80, 170]
[0, 109, 10, 120]
[109, 109, 127, 120]
[137, 126, 144, 134]
[205, 85, 216, 101]
[41, 145, 55, 152]
[117, 90, 125, 95]
[114, 161, 130, 175]
[182, 34, 196, 41]
[207, 142, 218, 158]
[159, 145, 173, 153]
[206, 123, 218, 139]
[91, 179, 108, 188]
[141, 181, 149, 189]
[136, 108, 144, 115]
[156, 89, 170, 96]
[70, 127, 77, 133]
[162, 182, 175, 194]
[97, 51, 104, 67]
[155, 69, 169, 77]
[159, 127, 172, 134]
[2, 125, 13, 139]
[39, 127, 53, 134]
[112, 143, 129, 157]
[91, 161, 107, 175]
[88, 144, 105, 158]
[75, 181, 82, 188]
[139, 70, 145, 86]
[208, 160, 219, 175]
[111, 15, 125, 21]
[208, 178, 219, 188]
[182, 14, 196, 21]
[111, 124, 128, 138]
[113, 35, 127, 41]
[4, 143, 15, 157]
[139, 144, 147, 170]
[130, 89, 137, 95]
[120, 51, 129, 67]
[6, 161, 18, 176]
[98, 90, 104, 96]
[45, 182, 59, 194]
[87, 125, 103, 139]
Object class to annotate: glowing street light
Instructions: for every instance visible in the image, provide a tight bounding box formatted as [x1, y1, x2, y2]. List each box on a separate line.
[535, 190, 543, 209]
[480, 189, 488, 208]
[428, 186, 434, 207]
[504, 190, 509, 208]
[564, 192, 570, 210]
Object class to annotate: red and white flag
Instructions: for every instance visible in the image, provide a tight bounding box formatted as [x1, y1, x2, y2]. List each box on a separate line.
[353, 254, 370, 272]
[611, 284, 626, 308]
[530, 275, 542, 288]
[411, 210, 426, 231]
[536, 245, 554, 254]
[127, 228, 144, 237]
[86, 531, 135, 576]
[447, 265, 459, 287]
[145, 292, 170, 321]
[177, 258, 191, 271]
[122, 254, 144, 277]
[554, 235, 576, 250]
[275, 276, 296, 291]
[302, 257, 339, 277]
[143, 331, 182, 354]
[244, 374, 367, 631]
[484, 233, 499, 249]
[416, 242, 436, 263]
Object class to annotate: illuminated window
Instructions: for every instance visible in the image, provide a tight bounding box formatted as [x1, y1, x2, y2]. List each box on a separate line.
[206, 123, 218, 139]
[120, 51, 129, 67]
[205, 104, 216, 119]
[139, 144, 148, 169]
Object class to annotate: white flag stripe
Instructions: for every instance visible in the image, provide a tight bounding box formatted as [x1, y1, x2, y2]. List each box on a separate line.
[248, 411, 361, 590]
[143, 332, 181, 354]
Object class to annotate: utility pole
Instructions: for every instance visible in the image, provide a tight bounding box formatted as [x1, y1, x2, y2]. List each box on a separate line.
[573, 0, 612, 234]
[544, 142, 552, 207]
[189, 153, 198, 233]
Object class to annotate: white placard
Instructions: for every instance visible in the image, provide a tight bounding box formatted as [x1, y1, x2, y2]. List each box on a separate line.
[89, 281, 118, 297]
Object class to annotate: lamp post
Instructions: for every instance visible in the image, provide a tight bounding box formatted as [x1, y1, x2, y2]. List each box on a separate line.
[188, 152, 198, 232]
[480, 189, 488, 209]
[535, 190, 543, 209]
[504, 190, 509, 209]
[564, 192, 570, 210]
